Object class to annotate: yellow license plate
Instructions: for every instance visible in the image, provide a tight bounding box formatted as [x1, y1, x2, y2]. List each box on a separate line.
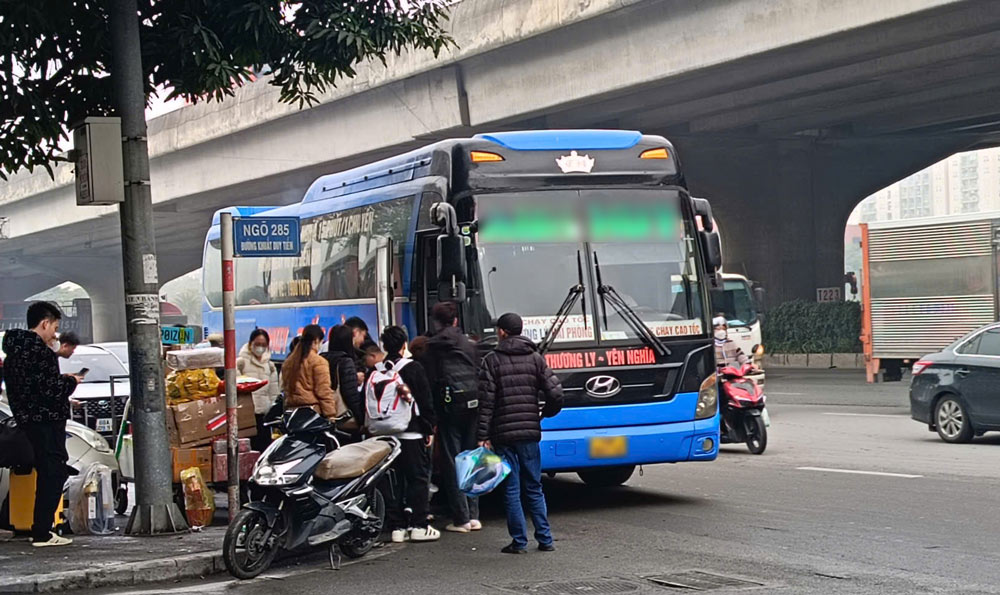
[589, 436, 627, 459]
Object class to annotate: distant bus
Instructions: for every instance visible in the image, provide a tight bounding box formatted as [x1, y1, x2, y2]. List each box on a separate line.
[203, 130, 724, 486]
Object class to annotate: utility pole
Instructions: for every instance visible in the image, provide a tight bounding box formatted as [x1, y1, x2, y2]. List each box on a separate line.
[110, 0, 188, 534]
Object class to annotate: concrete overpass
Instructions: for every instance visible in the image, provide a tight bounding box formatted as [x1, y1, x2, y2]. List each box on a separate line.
[3, 0, 1000, 339]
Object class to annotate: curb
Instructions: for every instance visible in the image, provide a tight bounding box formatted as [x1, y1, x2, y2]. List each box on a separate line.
[0, 551, 223, 593]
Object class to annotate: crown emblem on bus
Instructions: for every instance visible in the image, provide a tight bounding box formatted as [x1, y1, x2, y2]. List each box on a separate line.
[556, 151, 595, 174]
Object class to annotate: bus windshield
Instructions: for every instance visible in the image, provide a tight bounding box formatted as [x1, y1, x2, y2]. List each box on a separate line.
[712, 279, 758, 327]
[472, 189, 705, 344]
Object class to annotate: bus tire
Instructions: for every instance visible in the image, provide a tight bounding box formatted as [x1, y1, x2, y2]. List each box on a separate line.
[577, 466, 635, 487]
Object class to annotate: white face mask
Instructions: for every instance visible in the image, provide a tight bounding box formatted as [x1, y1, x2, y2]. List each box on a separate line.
[713, 329, 727, 341]
[253, 345, 267, 356]
[49, 339, 60, 353]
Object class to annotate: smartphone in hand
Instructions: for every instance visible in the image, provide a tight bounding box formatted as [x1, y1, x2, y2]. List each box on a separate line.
[78, 367, 90, 377]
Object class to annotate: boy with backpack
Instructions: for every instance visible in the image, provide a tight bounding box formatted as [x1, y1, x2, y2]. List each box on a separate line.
[420, 302, 483, 533]
[366, 327, 439, 543]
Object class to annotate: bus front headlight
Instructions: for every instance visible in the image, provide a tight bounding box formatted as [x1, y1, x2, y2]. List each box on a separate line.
[695, 374, 718, 419]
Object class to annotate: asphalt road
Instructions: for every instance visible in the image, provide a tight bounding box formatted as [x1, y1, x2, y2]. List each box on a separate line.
[98, 369, 1000, 595]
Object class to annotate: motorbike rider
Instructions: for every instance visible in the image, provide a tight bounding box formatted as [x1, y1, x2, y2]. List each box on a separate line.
[713, 315, 750, 369]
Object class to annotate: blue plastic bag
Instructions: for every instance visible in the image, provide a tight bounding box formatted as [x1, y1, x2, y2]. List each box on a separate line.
[455, 446, 511, 496]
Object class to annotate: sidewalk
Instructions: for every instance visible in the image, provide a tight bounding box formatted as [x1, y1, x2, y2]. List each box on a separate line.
[0, 525, 225, 593]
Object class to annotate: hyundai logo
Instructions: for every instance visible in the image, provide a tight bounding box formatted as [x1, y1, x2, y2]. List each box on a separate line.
[585, 375, 621, 398]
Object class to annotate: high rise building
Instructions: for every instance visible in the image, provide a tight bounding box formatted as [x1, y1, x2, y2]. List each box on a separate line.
[852, 147, 1000, 223]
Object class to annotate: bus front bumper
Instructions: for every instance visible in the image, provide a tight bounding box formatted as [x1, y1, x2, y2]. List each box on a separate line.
[539, 414, 720, 472]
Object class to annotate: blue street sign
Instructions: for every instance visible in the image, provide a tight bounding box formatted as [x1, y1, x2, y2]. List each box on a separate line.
[233, 217, 301, 257]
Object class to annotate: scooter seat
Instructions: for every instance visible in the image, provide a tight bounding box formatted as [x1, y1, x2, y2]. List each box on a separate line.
[315, 439, 392, 480]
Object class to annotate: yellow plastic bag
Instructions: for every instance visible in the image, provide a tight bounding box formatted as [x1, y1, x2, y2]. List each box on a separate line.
[166, 369, 220, 403]
[179, 466, 215, 527]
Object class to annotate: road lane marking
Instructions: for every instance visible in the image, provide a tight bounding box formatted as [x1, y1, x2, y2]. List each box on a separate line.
[797, 466, 923, 478]
[822, 412, 902, 418]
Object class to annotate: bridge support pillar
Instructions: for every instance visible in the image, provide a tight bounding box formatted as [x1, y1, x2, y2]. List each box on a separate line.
[18, 256, 128, 342]
[77, 266, 128, 343]
[677, 135, 974, 307]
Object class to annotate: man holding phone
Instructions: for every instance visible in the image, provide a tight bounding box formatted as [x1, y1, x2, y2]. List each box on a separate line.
[1, 302, 81, 547]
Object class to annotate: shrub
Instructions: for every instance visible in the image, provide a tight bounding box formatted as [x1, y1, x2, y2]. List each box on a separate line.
[763, 300, 862, 354]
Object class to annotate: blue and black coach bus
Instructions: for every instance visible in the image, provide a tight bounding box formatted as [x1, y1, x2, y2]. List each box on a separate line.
[203, 130, 723, 485]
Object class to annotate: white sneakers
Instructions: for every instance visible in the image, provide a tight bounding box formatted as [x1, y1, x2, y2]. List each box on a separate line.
[469, 519, 483, 531]
[392, 525, 441, 542]
[408, 525, 441, 542]
[31, 532, 73, 547]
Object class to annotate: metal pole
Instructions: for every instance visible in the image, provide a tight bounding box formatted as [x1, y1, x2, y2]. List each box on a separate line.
[221, 212, 239, 520]
[112, 0, 187, 535]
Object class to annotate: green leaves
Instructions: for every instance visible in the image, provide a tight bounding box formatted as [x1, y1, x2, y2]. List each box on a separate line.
[762, 300, 862, 354]
[0, 0, 454, 178]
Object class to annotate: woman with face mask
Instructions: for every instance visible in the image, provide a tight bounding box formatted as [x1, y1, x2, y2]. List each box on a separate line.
[237, 328, 281, 451]
[713, 315, 749, 370]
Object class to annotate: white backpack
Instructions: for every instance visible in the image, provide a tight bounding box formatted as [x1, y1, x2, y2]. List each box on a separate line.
[364, 359, 417, 436]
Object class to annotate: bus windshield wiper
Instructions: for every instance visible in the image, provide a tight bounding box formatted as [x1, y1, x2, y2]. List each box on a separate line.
[539, 250, 588, 355]
[593, 252, 670, 357]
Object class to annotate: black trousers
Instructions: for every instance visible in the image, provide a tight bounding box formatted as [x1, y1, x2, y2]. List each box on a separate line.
[23, 420, 68, 541]
[385, 438, 431, 530]
[437, 412, 480, 525]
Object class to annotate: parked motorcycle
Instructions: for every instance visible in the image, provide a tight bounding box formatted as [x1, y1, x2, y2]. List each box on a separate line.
[223, 407, 400, 579]
[718, 363, 768, 454]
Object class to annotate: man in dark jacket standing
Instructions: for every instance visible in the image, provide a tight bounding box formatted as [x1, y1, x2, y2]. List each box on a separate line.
[478, 313, 563, 554]
[2, 302, 80, 547]
[420, 302, 482, 533]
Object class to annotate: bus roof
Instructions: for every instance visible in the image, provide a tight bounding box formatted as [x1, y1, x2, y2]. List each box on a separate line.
[209, 130, 681, 235]
[210, 205, 284, 226]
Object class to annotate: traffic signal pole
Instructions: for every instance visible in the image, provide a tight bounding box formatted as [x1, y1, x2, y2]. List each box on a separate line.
[110, 0, 188, 534]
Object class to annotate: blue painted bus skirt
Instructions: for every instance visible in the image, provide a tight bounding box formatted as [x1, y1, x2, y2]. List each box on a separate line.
[539, 406, 719, 472]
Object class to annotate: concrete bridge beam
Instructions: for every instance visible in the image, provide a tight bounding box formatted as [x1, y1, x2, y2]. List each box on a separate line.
[677, 135, 977, 305]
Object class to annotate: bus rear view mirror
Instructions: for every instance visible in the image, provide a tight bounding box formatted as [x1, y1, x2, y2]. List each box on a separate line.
[438, 279, 467, 303]
[753, 286, 766, 310]
[692, 197, 715, 232]
[437, 234, 467, 303]
[700, 230, 722, 272]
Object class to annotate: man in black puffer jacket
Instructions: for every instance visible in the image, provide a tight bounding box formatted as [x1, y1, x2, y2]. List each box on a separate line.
[478, 313, 563, 554]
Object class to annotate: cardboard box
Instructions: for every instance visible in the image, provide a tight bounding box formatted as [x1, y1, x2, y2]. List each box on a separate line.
[166, 393, 256, 448]
[212, 451, 261, 483]
[171, 446, 213, 483]
[212, 437, 251, 455]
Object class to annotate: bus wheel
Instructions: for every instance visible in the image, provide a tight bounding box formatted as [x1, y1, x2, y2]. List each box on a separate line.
[577, 466, 635, 487]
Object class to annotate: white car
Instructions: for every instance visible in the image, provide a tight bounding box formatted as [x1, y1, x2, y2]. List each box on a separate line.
[0, 401, 122, 528]
[60, 345, 131, 439]
[91, 342, 129, 368]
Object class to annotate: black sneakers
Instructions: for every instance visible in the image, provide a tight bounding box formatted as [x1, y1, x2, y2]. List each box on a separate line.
[538, 543, 555, 552]
[501, 542, 527, 554]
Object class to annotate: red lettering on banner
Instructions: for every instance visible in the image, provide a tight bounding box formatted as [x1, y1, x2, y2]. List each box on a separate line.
[264, 326, 290, 354]
[544, 346, 660, 370]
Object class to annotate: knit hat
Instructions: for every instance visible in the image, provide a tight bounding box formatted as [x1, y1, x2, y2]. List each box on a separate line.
[496, 312, 523, 336]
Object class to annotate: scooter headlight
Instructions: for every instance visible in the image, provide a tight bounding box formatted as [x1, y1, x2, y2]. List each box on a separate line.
[253, 458, 305, 486]
[695, 374, 718, 419]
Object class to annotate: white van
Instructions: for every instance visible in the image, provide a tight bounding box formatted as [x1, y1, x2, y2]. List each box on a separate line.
[711, 273, 764, 371]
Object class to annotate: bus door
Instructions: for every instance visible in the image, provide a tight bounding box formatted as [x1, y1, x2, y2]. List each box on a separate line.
[375, 237, 394, 333]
